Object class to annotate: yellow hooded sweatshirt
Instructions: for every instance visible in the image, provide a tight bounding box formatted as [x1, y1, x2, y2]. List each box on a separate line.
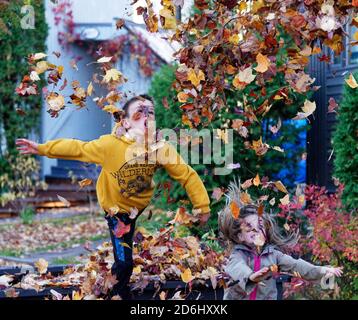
[37, 132, 210, 214]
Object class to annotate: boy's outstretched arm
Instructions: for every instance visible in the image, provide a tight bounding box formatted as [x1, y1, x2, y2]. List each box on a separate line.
[16, 136, 106, 165]
[157, 142, 210, 225]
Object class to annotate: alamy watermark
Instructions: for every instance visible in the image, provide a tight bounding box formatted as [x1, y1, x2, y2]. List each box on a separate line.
[123, 120, 234, 176]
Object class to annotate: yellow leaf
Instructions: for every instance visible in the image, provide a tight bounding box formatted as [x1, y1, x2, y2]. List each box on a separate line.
[253, 174, 261, 186]
[239, 1, 247, 11]
[252, 0, 264, 13]
[103, 68, 123, 83]
[229, 34, 239, 44]
[72, 290, 84, 300]
[345, 73, 358, 89]
[177, 92, 189, 103]
[187, 68, 205, 88]
[108, 205, 120, 217]
[133, 266, 141, 274]
[103, 105, 120, 114]
[87, 82, 93, 96]
[240, 192, 251, 204]
[274, 181, 288, 193]
[181, 268, 194, 283]
[35, 61, 49, 74]
[279, 194, 290, 205]
[293, 100, 316, 120]
[78, 178, 92, 189]
[46, 93, 65, 111]
[302, 100, 316, 114]
[35, 258, 48, 274]
[255, 53, 270, 73]
[216, 129, 229, 144]
[159, 7, 177, 30]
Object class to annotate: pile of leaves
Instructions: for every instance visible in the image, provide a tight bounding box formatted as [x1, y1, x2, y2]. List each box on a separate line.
[0, 216, 227, 300]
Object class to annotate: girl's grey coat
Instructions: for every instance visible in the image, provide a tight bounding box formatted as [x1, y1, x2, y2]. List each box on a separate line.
[224, 244, 325, 300]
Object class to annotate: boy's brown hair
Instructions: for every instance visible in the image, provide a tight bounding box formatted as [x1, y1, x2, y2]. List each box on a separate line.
[113, 94, 154, 122]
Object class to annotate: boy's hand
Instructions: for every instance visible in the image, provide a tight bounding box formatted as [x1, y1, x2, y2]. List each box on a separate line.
[16, 138, 39, 155]
[249, 267, 270, 283]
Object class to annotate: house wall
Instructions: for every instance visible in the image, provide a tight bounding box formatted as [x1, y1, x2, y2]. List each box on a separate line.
[307, 28, 358, 192]
[41, 0, 165, 178]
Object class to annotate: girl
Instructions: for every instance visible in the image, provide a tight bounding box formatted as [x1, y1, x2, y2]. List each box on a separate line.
[218, 180, 343, 300]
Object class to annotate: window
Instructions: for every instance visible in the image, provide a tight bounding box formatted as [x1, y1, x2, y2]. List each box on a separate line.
[348, 25, 358, 65]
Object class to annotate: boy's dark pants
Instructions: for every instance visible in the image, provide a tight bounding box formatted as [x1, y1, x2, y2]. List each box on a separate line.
[104, 209, 144, 299]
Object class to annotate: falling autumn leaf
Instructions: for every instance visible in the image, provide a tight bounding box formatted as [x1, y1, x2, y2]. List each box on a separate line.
[103, 105, 120, 114]
[57, 194, 71, 207]
[108, 205, 120, 217]
[269, 198, 276, 206]
[211, 187, 224, 201]
[255, 53, 270, 73]
[129, 207, 139, 219]
[87, 81, 94, 96]
[345, 73, 358, 89]
[31, 52, 47, 61]
[116, 18, 125, 29]
[230, 201, 240, 219]
[46, 93, 65, 112]
[238, 66, 256, 84]
[293, 100, 316, 120]
[35, 258, 48, 274]
[257, 204, 264, 217]
[97, 56, 113, 63]
[113, 219, 131, 238]
[187, 68, 205, 88]
[328, 97, 338, 113]
[274, 181, 288, 193]
[253, 174, 261, 186]
[181, 268, 194, 283]
[78, 178, 92, 189]
[279, 194, 290, 205]
[159, 2, 177, 30]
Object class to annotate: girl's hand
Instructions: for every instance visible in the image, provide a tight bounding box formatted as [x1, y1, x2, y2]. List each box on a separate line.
[198, 212, 210, 227]
[249, 267, 270, 283]
[322, 266, 343, 277]
[15, 138, 39, 155]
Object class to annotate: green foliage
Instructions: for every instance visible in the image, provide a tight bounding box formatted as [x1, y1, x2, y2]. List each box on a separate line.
[149, 63, 308, 234]
[0, 155, 48, 212]
[19, 206, 35, 225]
[0, 0, 48, 175]
[332, 71, 358, 211]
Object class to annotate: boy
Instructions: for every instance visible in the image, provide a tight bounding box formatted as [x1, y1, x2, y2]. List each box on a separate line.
[16, 94, 211, 299]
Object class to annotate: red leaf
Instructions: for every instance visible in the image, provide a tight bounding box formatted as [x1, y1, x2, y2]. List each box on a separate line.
[113, 219, 131, 238]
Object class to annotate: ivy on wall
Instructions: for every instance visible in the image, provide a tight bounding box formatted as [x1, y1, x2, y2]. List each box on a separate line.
[0, 0, 48, 175]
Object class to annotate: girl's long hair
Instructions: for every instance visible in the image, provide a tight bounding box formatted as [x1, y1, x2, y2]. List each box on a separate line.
[218, 179, 299, 252]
